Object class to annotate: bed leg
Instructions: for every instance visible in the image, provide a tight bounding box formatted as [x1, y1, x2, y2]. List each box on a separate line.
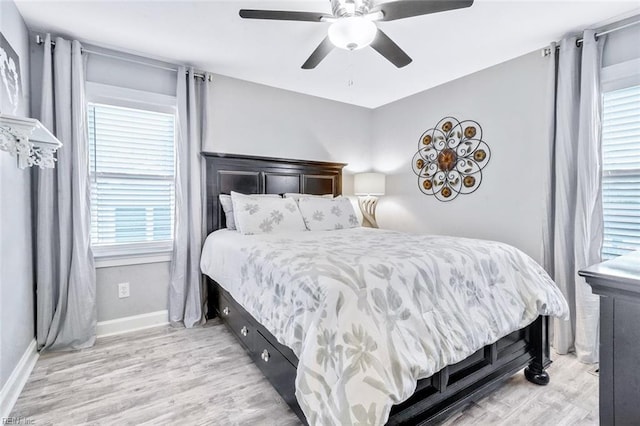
[524, 364, 550, 385]
[205, 277, 218, 320]
[524, 315, 551, 386]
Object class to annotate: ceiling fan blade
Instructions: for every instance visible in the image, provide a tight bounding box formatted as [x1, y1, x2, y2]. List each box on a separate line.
[373, 0, 473, 22]
[239, 9, 330, 22]
[301, 36, 334, 69]
[370, 29, 412, 68]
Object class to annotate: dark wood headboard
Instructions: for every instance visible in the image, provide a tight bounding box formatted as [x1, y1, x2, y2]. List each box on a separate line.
[202, 152, 346, 235]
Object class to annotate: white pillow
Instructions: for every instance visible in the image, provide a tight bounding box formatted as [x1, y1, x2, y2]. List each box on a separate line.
[297, 197, 360, 231]
[219, 193, 280, 230]
[219, 195, 236, 229]
[231, 191, 307, 235]
[283, 193, 335, 201]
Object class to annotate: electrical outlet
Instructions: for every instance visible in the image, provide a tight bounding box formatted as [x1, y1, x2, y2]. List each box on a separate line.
[117, 282, 130, 299]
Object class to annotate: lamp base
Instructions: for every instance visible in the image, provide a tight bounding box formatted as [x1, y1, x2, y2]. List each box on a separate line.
[358, 196, 379, 228]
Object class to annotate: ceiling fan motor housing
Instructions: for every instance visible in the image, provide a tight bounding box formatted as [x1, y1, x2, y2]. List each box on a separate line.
[328, 16, 377, 50]
[331, 0, 375, 18]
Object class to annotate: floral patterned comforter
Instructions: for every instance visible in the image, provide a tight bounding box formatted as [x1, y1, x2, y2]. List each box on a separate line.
[200, 228, 568, 425]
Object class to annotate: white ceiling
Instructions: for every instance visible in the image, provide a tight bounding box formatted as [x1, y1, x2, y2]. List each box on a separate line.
[14, 0, 640, 108]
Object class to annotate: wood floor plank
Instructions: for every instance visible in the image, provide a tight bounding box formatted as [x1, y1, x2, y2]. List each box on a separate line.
[10, 320, 597, 425]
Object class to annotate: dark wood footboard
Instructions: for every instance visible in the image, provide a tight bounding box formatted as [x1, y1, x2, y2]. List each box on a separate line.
[208, 278, 550, 425]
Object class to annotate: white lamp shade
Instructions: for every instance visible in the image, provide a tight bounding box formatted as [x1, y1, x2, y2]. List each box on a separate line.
[354, 172, 386, 196]
[328, 17, 377, 51]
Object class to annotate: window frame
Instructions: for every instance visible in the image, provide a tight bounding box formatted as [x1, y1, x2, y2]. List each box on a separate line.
[86, 82, 177, 267]
[601, 58, 640, 93]
[600, 58, 640, 260]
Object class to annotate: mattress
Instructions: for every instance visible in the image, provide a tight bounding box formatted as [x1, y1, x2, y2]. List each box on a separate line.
[200, 227, 568, 426]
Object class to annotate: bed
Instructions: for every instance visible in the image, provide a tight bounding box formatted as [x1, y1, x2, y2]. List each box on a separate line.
[201, 152, 566, 425]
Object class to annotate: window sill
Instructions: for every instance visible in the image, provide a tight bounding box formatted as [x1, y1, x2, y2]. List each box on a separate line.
[93, 242, 173, 268]
[94, 251, 172, 268]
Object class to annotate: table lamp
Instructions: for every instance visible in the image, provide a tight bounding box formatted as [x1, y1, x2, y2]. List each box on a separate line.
[354, 172, 385, 228]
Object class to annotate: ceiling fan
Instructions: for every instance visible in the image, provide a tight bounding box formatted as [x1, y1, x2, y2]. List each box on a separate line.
[239, 0, 474, 69]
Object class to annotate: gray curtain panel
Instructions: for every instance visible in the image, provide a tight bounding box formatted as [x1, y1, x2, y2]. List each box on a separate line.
[36, 35, 96, 351]
[543, 30, 605, 363]
[169, 67, 211, 328]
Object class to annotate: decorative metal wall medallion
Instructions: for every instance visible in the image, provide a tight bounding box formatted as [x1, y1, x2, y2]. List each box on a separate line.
[412, 117, 490, 202]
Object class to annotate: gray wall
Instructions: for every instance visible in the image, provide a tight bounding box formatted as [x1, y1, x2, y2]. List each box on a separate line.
[0, 0, 33, 388]
[206, 74, 373, 176]
[96, 262, 170, 321]
[602, 16, 640, 68]
[369, 20, 640, 265]
[371, 50, 552, 263]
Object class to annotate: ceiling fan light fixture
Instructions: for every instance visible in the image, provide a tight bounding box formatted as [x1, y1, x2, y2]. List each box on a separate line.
[328, 17, 377, 51]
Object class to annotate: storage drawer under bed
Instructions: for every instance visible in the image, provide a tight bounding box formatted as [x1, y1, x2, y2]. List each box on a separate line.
[251, 329, 298, 412]
[218, 291, 255, 352]
[215, 285, 303, 420]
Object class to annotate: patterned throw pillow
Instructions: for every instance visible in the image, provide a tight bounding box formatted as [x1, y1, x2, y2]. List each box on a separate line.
[219, 193, 280, 230]
[231, 191, 307, 235]
[297, 197, 360, 231]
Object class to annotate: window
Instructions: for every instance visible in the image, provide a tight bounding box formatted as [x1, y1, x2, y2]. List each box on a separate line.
[601, 84, 640, 259]
[88, 102, 176, 257]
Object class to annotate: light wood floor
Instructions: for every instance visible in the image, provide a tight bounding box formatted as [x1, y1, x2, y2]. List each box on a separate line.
[11, 320, 598, 425]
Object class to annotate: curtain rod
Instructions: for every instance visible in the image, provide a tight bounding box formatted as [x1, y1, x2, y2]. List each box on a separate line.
[35, 35, 211, 81]
[542, 18, 640, 57]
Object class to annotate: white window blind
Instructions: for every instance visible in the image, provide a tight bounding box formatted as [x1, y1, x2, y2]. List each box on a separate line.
[602, 84, 640, 260]
[88, 103, 175, 253]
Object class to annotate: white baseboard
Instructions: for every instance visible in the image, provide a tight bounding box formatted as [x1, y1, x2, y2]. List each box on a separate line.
[96, 310, 168, 338]
[0, 339, 39, 419]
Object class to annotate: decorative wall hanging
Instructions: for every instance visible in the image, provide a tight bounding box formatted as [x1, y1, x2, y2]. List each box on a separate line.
[411, 116, 490, 202]
[0, 32, 22, 115]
